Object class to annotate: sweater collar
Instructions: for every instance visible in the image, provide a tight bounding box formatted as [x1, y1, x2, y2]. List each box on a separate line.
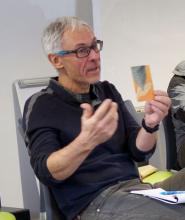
[49, 77, 101, 106]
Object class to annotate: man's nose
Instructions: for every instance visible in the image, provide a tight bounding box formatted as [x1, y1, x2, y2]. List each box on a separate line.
[88, 48, 100, 60]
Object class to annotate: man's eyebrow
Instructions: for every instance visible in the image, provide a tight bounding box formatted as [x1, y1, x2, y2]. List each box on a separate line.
[75, 43, 88, 48]
[74, 38, 97, 48]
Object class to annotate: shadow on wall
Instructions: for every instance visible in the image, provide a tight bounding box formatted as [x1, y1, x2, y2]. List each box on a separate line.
[75, 0, 93, 28]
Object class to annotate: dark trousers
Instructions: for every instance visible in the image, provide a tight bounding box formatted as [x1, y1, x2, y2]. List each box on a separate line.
[79, 171, 185, 220]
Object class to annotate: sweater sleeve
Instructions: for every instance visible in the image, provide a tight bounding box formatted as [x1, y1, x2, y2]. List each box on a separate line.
[121, 101, 155, 162]
[100, 81, 155, 162]
[27, 127, 64, 186]
[23, 95, 64, 186]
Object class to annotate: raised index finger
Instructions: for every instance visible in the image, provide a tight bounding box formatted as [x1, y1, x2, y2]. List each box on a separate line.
[93, 99, 113, 121]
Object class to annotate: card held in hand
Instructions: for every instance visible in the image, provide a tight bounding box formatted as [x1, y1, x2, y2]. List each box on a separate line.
[131, 65, 154, 101]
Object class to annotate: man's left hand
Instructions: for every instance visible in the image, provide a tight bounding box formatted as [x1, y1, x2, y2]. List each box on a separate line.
[144, 90, 171, 128]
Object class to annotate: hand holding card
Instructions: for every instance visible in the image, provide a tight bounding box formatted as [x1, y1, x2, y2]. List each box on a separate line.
[131, 65, 154, 102]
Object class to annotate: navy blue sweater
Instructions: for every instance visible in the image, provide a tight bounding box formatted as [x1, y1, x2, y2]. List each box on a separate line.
[23, 79, 154, 220]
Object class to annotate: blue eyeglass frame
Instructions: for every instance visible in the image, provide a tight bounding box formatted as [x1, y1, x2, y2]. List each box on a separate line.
[55, 40, 103, 58]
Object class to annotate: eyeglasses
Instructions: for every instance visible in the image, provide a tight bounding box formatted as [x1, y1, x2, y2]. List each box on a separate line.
[55, 40, 103, 58]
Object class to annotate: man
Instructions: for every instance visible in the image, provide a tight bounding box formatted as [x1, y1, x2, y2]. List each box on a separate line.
[23, 16, 185, 220]
[167, 60, 185, 168]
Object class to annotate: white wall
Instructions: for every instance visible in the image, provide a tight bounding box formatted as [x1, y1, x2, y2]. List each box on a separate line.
[0, 0, 92, 210]
[92, 0, 185, 107]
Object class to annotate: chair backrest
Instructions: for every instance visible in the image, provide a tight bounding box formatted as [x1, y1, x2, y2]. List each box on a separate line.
[162, 110, 180, 170]
[40, 183, 65, 220]
[13, 77, 64, 220]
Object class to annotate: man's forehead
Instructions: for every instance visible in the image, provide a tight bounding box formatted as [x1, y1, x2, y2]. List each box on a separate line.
[62, 27, 95, 47]
[63, 28, 95, 41]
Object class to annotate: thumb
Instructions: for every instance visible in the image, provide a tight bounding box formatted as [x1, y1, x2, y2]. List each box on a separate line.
[80, 103, 93, 119]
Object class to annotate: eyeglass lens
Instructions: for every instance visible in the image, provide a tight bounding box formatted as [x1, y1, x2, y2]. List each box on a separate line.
[77, 41, 102, 58]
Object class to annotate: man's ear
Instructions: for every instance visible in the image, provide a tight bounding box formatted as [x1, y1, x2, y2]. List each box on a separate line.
[48, 54, 64, 69]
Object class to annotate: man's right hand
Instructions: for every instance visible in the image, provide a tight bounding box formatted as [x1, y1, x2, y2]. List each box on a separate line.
[80, 99, 119, 148]
[47, 99, 119, 180]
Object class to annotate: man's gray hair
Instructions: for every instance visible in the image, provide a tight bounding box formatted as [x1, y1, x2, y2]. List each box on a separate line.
[41, 16, 92, 54]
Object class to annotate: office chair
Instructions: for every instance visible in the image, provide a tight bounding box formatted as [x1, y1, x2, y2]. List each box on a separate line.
[13, 78, 64, 220]
[40, 183, 65, 220]
[16, 117, 63, 220]
[13, 80, 177, 218]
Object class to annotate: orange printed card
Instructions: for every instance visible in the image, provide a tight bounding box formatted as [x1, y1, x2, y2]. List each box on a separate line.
[131, 65, 154, 102]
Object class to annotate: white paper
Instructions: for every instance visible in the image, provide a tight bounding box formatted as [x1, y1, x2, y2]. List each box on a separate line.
[130, 188, 185, 204]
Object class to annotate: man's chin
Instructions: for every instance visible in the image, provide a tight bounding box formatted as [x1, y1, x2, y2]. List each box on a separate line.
[88, 75, 100, 84]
